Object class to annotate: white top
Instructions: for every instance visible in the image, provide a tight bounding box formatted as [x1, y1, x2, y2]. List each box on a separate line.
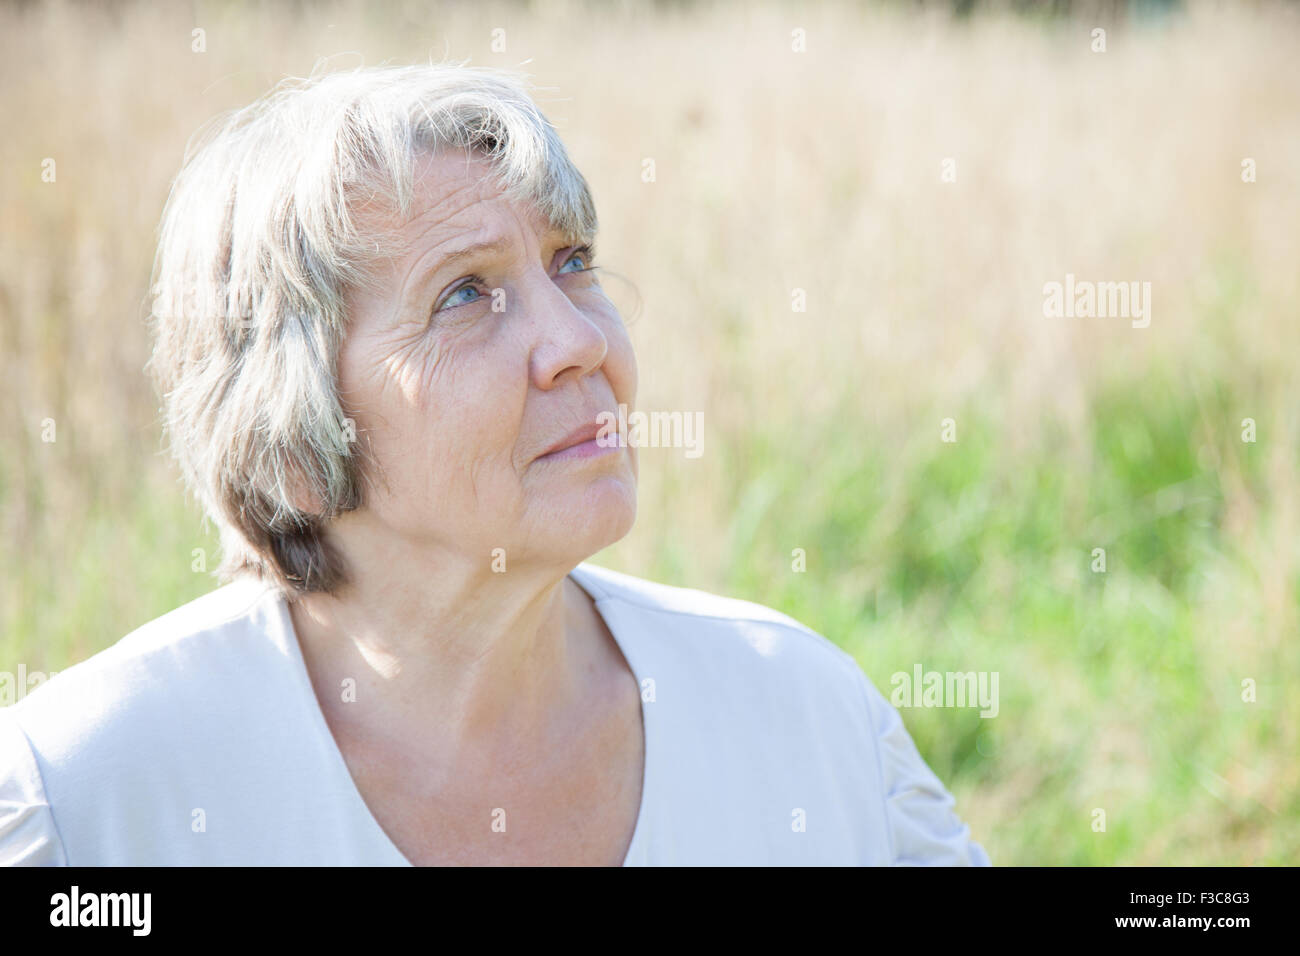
[0, 562, 991, 866]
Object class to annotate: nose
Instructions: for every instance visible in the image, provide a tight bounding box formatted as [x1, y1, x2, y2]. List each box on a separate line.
[524, 272, 609, 390]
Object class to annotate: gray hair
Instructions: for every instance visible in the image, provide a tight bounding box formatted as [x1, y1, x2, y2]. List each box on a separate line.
[146, 61, 598, 596]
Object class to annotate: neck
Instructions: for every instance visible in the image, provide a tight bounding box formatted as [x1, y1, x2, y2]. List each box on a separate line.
[287, 530, 599, 757]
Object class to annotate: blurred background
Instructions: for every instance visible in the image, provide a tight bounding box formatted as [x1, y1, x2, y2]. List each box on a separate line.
[2, 0, 1297, 863]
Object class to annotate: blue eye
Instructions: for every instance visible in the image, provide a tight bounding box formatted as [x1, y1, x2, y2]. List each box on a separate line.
[558, 244, 596, 275]
[434, 245, 595, 316]
[436, 277, 487, 313]
[442, 284, 482, 308]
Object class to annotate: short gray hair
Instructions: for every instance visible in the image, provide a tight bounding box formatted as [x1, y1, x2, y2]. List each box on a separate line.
[147, 62, 598, 596]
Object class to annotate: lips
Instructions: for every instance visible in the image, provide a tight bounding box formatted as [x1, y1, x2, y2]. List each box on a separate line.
[538, 415, 619, 459]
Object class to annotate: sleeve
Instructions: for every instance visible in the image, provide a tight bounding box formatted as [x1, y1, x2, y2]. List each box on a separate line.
[856, 666, 992, 866]
[0, 708, 69, 866]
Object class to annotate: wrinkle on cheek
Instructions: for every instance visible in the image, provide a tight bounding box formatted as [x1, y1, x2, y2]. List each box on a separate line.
[339, 350, 397, 443]
[343, 324, 442, 458]
[362, 323, 450, 412]
[394, 328, 491, 515]
[464, 454, 483, 514]
[417, 334, 464, 406]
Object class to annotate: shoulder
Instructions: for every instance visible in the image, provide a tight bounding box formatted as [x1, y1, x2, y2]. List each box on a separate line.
[571, 562, 992, 866]
[571, 561, 863, 688]
[8, 577, 277, 748]
[572, 562, 877, 768]
[3, 577, 285, 807]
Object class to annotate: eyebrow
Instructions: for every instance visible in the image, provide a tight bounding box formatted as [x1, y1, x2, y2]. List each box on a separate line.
[400, 226, 595, 316]
[412, 230, 580, 296]
[433, 236, 516, 273]
[401, 236, 516, 310]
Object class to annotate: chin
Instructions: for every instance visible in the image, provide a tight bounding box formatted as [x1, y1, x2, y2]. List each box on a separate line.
[539, 474, 638, 563]
[581, 472, 638, 542]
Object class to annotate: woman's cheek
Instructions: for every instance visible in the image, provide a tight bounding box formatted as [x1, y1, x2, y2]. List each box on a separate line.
[608, 331, 638, 407]
[413, 328, 484, 411]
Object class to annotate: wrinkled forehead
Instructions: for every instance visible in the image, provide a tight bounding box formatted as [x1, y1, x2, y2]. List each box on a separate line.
[420, 150, 555, 237]
[353, 147, 576, 266]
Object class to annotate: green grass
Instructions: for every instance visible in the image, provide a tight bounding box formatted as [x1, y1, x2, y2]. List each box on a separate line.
[631, 357, 1300, 864]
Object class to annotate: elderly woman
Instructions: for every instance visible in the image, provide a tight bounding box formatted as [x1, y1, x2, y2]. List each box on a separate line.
[0, 64, 988, 866]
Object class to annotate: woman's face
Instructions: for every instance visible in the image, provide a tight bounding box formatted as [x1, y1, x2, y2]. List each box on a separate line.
[335, 148, 638, 569]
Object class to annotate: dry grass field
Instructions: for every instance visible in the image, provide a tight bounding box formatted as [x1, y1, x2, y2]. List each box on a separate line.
[2, 0, 1298, 863]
